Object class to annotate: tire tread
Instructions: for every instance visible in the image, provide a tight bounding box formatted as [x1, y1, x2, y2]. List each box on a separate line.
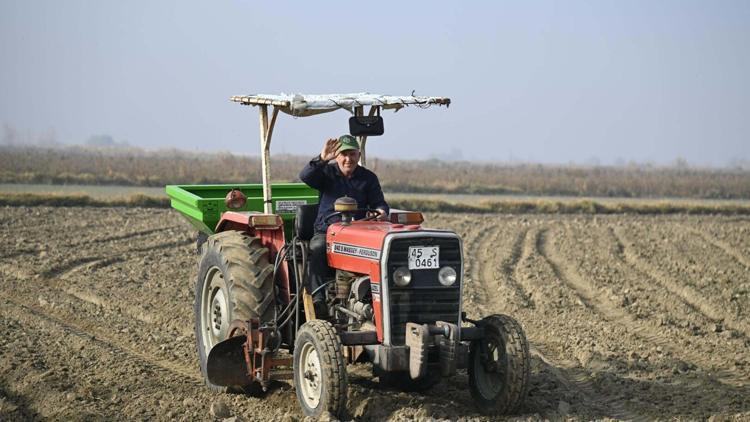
[294, 320, 348, 418]
[469, 313, 530, 415]
[194, 230, 275, 394]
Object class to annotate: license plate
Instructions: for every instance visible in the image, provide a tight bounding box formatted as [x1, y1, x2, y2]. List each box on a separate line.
[408, 246, 440, 270]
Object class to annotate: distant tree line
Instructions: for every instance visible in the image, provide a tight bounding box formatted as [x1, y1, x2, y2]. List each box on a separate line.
[1, 145, 749, 199]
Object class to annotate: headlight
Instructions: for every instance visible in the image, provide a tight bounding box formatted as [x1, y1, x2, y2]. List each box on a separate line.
[393, 267, 412, 287]
[438, 266, 457, 286]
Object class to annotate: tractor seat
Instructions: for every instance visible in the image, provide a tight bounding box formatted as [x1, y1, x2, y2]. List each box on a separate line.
[295, 203, 319, 241]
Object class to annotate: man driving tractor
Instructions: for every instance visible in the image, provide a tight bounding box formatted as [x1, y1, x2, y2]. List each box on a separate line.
[299, 134, 389, 317]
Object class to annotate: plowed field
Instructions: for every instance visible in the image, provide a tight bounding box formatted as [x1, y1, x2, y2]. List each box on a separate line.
[1, 206, 749, 421]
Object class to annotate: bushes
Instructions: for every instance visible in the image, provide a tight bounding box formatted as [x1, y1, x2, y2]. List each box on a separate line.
[389, 198, 750, 215]
[2, 146, 750, 199]
[2, 193, 748, 215]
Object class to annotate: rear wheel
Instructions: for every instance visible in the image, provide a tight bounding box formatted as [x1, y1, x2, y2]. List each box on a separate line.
[293, 320, 347, 419]
[468, 314, 530, 414]
[194, 231, 275, 394]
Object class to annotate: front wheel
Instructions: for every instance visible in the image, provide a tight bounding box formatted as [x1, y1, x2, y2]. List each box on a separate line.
[468, 314, 530, 415]
[293, 320, 348, 419]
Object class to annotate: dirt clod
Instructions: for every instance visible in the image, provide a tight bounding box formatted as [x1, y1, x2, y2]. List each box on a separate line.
[210, 400, 231, 419]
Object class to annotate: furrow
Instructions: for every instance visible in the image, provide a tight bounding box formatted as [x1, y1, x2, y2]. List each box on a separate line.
[530, 345, 648, 422]
[487, 225, 642, 420]
[528, 228, 648, 420]
[498, 227, 534, 309]
[680, 224, 750, 270]
[40, 239, 189, 281]
[0, 262, 36, 280]
[465, 222, 496, 313]
[536, 227, 612, 312]
[613, 226, 750, 339]
[540, 227, 749, 387]
[2, 296, 203, 386]
[606, 226, 748, 342]
[62, 287, 160, 325]
[64, 226, 175, 249]
[41, 256, 104, 278]
[125, 238, 193, 254]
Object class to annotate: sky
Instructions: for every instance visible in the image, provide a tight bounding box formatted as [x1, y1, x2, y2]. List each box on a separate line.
[1, 1, 749, 166]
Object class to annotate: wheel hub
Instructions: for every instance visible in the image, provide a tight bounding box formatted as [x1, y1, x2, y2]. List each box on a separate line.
[299, 343, 322, 408]
[211, 289, 227, 337]
[474, 339, 506, 397]
[482, 346, 501, 373]
[201, 267, 230, 353]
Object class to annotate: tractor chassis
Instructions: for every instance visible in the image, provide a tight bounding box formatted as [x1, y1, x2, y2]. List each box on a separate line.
[207, 316, 486, 389]
[370, 322, 483, 374]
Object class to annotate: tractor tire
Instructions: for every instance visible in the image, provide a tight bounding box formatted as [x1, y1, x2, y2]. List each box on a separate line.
[468, 314, 530, 415]
[293, 320, 348, 419]
[194, 230, 275, 394]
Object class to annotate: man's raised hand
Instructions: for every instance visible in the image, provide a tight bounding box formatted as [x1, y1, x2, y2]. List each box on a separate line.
[320, 138, 340, 161]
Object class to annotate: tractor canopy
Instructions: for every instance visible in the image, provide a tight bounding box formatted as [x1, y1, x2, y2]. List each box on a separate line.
[229, 92, 451, 214]
[230, 92, 450, 117]
[166, 92, 451, 228]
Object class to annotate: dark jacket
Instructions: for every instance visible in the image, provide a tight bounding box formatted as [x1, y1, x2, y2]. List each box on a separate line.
[299, 156, 389, 233]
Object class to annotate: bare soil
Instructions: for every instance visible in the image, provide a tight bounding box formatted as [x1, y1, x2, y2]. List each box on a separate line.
[1, 206, 749, 421]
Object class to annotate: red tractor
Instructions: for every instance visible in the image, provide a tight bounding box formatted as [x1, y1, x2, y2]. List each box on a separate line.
[166, 93, 530, 418]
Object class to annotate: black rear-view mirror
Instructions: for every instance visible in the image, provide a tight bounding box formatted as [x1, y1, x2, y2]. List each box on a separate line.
[349, 115, 384, 137]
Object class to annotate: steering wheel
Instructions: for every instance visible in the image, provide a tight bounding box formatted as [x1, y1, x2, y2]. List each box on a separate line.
[360, 208, 383, 221]
[323, 208, 381, 224]
[323, 211, 343, 225]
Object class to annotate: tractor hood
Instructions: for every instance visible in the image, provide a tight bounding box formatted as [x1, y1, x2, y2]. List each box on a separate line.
[325, 221, 453, 281]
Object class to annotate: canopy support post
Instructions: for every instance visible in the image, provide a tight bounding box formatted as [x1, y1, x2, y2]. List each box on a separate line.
[354, 106, 366, 167]
[355, 105, 380, 168]
[258, 105, 279, 214]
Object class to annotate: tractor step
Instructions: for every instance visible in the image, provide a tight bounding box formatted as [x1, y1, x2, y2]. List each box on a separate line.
[270, 370, 294, 380]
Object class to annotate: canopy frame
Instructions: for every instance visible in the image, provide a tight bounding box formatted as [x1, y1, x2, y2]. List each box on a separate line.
[231, 93, 450, 214]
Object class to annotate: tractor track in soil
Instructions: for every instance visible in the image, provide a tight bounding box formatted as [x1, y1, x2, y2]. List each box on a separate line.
[467, 222, 644, 421]
[0, 264, 200, 384]
[1, 295, 203, 386]
[41, 236, 193, 280]
[2, 207, 750, 420]
[63, 226, 175, 249]
[526, 345, 647, 422]
[497, 226, 534, 309]
[519, 227, 645, 422]
[467, 222, 500, 313]
[539, 226, 749, 388]
[2, 255, 173, 328]
[612, 226, 750, 339]
[678, 224, 750, 270]
[604, 225, 747, 337]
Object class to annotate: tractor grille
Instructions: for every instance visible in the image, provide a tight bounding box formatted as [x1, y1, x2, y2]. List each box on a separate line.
[386, 236, 461, 345]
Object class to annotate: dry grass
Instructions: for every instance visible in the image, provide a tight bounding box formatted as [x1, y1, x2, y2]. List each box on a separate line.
[3, 193, 749, 215]
[0, 193, 168, 208]
[2, 146, 749, 199]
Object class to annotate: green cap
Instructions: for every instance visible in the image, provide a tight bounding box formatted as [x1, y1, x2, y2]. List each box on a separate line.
[337, 135, 360, 153]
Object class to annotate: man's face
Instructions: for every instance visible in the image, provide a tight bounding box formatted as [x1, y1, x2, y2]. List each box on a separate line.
[336, 149, 360, 176]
